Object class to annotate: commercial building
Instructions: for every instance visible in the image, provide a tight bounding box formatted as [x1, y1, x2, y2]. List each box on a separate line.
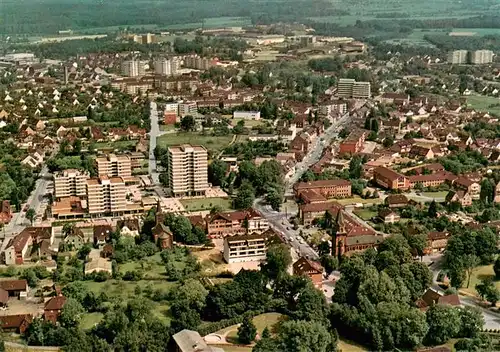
[167, 144, 208, 197]
[223, 233, 268, 263]
[337, 78, 371, 98]
[233, 111, 261, 120]
[121, 60, 146, 77]
[96, 154, 132, 178]
[447, 50, 468, 64]
[86, 176, 127, 216]
[470, 50, 494, 64]
[53, 169, 89, 199]
[153, 58, 180, 76]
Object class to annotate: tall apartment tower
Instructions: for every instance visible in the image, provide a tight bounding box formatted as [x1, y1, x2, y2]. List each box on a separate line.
[167, 144, 209, 197]
[95, 154, 132, 178]
[53, 169, 89, 199]
[121, 60, 145, 77]
[447, 50, 468, 64]
[86, 176, 127, 215]
[337, 78, 371, 99]
[153, 58, 179, 76]
[470, 50, 494, 64]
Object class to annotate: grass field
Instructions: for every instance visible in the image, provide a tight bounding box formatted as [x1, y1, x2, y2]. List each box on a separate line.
[466, 95, 500, 116]
[80, 312, 104, 330]
[216, 313, 286, 344]
[353, 209, 377, 221]
[338, 339, 369, 352]
[450, 28, 500, 36]
[162, 17, 251, 30]
[335, 196, 382, 206]
[461, 264, 497, 296]
[180, 197, 232, 211]
[95, 139, 137, 151]
[157, 133, 234, 154]
[232, 118, 266, 127]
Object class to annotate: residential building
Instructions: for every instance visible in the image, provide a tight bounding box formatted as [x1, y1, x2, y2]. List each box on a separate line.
[408, 172, 455, 189]
[379, 92, 410, 106]
[373, 167, 410, 190]
[85, 257, 112, 275]
[153, 58, 179, 76]
[233, 111, 261, 120]
[384, 194, 409, 208]
[293, 180, 352, 199]
[3, 232, 32, 265]
[453, 177, 481, 199]
[470, 50, 494, 64]
[223, 233, 268, 263]
[339, 130, 367, 155]
[167, 144, 208, 197]
[447, 50, 468, 64]
[178, 101, 198, 117]
[53, 169, 89, 199]
[0, 314, 32, 334]
[183, 55, 216, 70]
[337, 78, 371, 98]
[378, 209, 400, 224]
[425, 231, 450, 254]
[206, 208, 268, 238]
[117, 219, 140, 237]
[446, 190, 473, 207]
[416, 288, 461, 311]
[121, 60, 146, 77]
[172, 329, 224, 352]
[293, 258, 323, 288]
[86, 176, 127, 216]
[0, 280, 28, 299]
[96, 154, 132, 178]
[44, 296, 66, 323]
[0, 200, 12, 225]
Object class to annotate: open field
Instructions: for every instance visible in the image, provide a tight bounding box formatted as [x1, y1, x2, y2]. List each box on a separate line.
[466, 95, 500, 116]
[450, 28, 500, 36]
[337, 339, 369, 352]
[157, 133, 234, 154]
[162, 17, 252, 31]
[232, 118, 266, 127]
[180, 197, 233, 211]
[461, 264, 497, 296]
[80, 312, 104, 330]
[216, 313, 286, 344]
[353, 209, 377, 221]
[95, 140, 137, 151]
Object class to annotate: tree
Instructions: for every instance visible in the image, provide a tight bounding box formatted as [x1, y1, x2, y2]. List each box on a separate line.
[320, 255, 338, 276]
[180, 115, 196, 131]
[266, 189, 283, 211]
[235, 181, 255, 209]
[480, 179, 494, 204]
[26, 208, 36, 225]
[463, 254, 479, 288]
[276, 320, 333, 352]
[428, 200, 438, 218]
[476, 277, 499, 306]
[260, 244, 292, 282]
[349, 156, 363, 179]
[425, 304, 461, 345]
[383, 136, 394, 148]
[238, 316, 257, 344]
[494, 257, 500, 279]
[458, 306, 484, 338]
[208, 160, 228, 187]
[60, 298, 84, 328]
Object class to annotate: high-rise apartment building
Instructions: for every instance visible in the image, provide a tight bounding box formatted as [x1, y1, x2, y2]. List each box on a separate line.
[178, 101, 198, 117]
[337, 78, 371, 98]
[183, 55, 215, 70]
[86, 176, 127, 215]
[167, 144, 208, 197]
[53, 169, 89, 199]
[447, 50, 468, 64]
[153, 58, 180, 76]
[96, 154, 132, 178]
[121, 60, 146, 77]
[470, 50, 494, 64]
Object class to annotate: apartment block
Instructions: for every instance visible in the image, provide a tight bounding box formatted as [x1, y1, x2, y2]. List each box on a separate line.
[183, 55, 216, 70]
[337, 78, 371, 98]
[96, 154, 132, 178]
[223, 233, 268, 263]
[373, 166, 409, 190]
[153, 58, 180, 76]
[121, 60, 146, 77]
[53, 169, 89, 199]
[293, 180, 352, 199]
[167, 144, 208, 197]
[470, 50, 494, 64]
[86, 177, 127, 216]
[178, 101, 198, 117]
[447, 50, 468, 64]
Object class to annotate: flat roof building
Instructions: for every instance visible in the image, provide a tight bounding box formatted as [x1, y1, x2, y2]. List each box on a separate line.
[167, 144, 208, 197]
[223, 233, 268, 263]
[86, 176, 127, 216]
[53, 169, 89, 199]
[96, 154, 132, 178]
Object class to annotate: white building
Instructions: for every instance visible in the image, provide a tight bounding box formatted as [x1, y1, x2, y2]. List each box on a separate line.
[470, 50, 494, 65]
[223, 233, 268, 263]
[447, 50, 468, 64]
[233, 111, 261, 120]
[121, 60, 146, 77]
[153, 58, 180, 76]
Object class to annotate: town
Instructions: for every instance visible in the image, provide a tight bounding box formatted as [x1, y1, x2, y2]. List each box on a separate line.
[1, 18, 500, 352]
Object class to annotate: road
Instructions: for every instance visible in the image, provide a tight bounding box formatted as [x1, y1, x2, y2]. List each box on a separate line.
[286, 113, 351, 194]
[148, 101, 161, 185]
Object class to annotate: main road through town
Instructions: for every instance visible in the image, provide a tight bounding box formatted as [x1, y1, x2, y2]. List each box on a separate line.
[255, 112, 353, 260]
[148, 101, 161, 185]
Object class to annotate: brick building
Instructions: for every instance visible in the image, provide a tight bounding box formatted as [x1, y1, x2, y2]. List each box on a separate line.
[373, 167, 409, 190]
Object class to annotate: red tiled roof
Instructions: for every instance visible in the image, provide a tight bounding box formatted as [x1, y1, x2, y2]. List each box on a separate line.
[374, 166, 405, 181]
[0, 314, 32, 330]
[0, 280, 27, 292]
[44, 296, 67, 310]
[293, 179, 351, 191]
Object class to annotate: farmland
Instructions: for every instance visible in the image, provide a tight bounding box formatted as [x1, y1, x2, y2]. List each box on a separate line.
[466, 95, 500, 116]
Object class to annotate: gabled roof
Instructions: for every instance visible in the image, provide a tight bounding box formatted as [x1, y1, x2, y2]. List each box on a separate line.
[0, 314, 32, 330]
[44, 296, 67, 310]
[0, 280, 27, 292]
[293, 257, 323, 275]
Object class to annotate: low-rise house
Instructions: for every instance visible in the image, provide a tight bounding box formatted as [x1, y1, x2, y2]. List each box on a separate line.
[409, 145, 435, 160]
[117, 219, 140, 237]
[206, 208, 268, 238]
[293, 180, 352, 199]
[425, 231, 450, 254]
[378, 209, 400, 224]
[453, 177, 481, 199]
[172, 329, 224, 352]
[384, 194, 409, 208]
[3, 231, 32, 265]
[44, 296, 67, 323]
[85, 257, 112, 275]
[373, 166, 409, 190]
[0, 200, 12, 225]
[0, 314, 32, 334]
[0, 280, 28, 299]
[293, 258, 323, 288]
[93, 225, 113, 246]
[446, 190, 473, 207]
[415, 288, 461, 311]
[64, 227, 87, 250]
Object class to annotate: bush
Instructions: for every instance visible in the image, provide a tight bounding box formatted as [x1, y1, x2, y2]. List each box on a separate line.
[197, 310, 263, 336]
[122, 270, 143, 281]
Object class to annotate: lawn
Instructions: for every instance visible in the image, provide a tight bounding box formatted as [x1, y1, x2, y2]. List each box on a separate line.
[157, 133, 234, 154]
[95, 140, 137, 151]
[461, 264, 497, 296]
[217, 313, 286, 344]
[353, 209, 377, 221]
[232, 118, 266, 128]
[421, 191, 449, 199]
[337, 338, 369, 352]
[466, 95, 500, 116]
[180, 197, 232, 211]
[80, 312, 104, 330]
[81, 279, 176, 297]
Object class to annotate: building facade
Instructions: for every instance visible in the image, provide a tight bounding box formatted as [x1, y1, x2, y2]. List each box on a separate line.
[447, 50, 468, 64]
[223, 233, 267, 263]
[167, 145, 208, 197]
[337, 78, 371, 98]
[53, 169, 89, 199]
[373, 166, 410, 190]
[86, 177, 127, 216]
[470, 50, 494, 64]
[153, 58, 180, 76]
[121, 60, 146, 77]
[96, 154, 132, 178]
